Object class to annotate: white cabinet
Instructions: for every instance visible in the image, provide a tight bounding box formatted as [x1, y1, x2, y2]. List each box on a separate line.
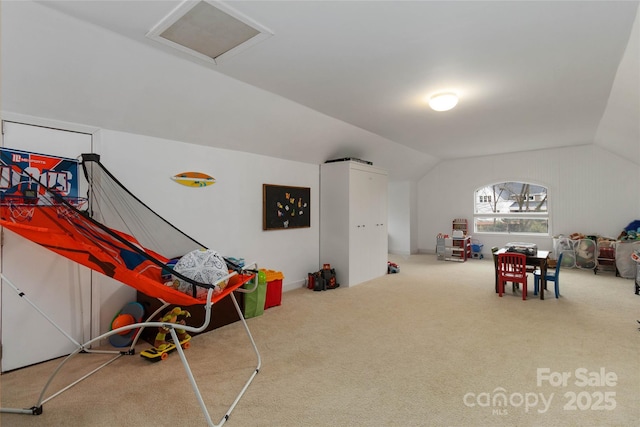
[320, 161, 388, 287]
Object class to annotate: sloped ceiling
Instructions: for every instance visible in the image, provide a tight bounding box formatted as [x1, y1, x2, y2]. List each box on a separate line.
[1, 1, 639, 181]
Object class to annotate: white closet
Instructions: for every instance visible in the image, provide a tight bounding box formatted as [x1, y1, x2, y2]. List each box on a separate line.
[320, 161, 388, 287]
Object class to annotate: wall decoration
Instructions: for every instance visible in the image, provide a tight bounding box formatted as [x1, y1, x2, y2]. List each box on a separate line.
[263, 184, 310, 230]
[171, 171, 216, 187]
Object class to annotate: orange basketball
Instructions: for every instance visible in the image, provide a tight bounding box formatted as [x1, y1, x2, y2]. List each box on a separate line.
[111, 313, 135, 335]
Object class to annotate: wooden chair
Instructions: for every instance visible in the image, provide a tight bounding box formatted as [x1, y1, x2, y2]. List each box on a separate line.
[534, 252, 563, 298]
[497, 252, 528, 300]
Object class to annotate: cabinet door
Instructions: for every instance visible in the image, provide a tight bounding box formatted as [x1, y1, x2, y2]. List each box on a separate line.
[349, 168, 370, 285]
[368, 170, 388, 279]
[350, 167, 388, 285]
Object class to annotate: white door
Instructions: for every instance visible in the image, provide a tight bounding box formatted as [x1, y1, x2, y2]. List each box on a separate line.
[1, 121, 92, 372]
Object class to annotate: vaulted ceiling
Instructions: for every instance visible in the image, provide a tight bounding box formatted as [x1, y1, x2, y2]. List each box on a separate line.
[2, 1, 638, 180]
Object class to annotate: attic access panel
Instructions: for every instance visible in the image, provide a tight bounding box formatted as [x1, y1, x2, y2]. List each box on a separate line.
[146, 0, 273, 65]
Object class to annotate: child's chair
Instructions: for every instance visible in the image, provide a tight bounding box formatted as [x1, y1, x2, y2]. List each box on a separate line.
[497, 252, 528, 300]
[533, 252, 564, 298]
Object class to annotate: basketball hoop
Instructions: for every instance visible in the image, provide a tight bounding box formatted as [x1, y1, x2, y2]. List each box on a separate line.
[1, 195, 36, 222]
[56, 197, 88, 220]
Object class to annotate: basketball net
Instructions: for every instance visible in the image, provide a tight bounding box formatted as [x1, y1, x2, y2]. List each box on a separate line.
[5, 198, 36, 222]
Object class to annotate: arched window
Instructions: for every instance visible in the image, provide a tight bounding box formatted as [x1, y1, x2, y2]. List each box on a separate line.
[474, 182, 549, 235]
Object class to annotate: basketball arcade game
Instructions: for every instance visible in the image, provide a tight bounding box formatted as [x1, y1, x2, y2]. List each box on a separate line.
[0, 150, 261, 426]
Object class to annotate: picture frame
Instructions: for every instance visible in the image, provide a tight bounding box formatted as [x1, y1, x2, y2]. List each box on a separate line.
[263, 184, 310, 230]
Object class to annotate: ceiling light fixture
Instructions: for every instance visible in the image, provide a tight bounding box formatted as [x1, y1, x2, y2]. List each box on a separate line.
[428, 92, 459, 112]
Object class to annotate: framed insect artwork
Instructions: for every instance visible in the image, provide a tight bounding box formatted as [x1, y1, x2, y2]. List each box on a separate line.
[263, 184, 310, 230]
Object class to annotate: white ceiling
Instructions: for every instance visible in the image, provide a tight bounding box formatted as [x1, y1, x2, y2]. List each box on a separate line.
[2, 1, 639, 180]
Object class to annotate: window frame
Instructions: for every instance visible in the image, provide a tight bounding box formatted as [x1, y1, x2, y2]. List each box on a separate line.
[473, 181, 550, 236]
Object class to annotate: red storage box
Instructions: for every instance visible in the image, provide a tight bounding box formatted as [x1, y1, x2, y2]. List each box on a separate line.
[262, 269, 284, 309]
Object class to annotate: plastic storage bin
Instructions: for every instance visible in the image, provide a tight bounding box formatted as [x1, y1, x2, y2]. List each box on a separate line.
[263, 269, 284, 309]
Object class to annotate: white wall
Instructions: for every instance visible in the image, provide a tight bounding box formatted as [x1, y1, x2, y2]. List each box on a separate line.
[96, 129, 319, 280]
[388, 181, 417, 255]
[417, 145, 640, 257]
[91, 129, 319, 334]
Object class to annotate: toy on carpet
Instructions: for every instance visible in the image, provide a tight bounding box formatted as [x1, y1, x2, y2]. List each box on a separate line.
[140, 335, 192, 362]
[141, 307, 192, 362]
[108, 302, 144, 348]
[307, 264, 340, 291]
[387, 261, 400, 273]
[154, 307, 191, 349]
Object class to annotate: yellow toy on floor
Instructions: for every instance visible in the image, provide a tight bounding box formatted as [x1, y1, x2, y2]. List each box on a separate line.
[140, 307, 192, 362]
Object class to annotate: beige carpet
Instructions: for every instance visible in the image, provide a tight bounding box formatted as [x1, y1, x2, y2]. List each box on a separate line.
[1, 254, 638, 426]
